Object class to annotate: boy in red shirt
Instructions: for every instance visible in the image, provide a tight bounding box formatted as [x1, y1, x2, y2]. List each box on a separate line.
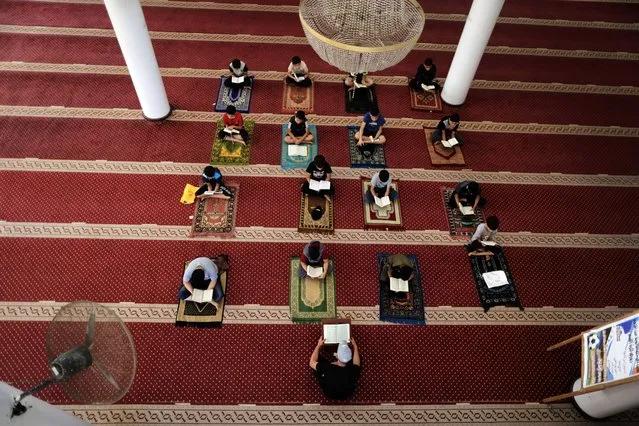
[218, 105, 249, 144]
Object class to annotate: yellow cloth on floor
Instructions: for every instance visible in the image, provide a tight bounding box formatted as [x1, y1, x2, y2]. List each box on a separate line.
[180, 184, 199, 204]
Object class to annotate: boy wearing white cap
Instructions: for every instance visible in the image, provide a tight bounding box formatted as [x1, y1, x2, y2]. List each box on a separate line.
[309, 336, 361, 400]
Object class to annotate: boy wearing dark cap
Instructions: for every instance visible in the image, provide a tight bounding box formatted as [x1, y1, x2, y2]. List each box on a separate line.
[285, 110, 314, 144]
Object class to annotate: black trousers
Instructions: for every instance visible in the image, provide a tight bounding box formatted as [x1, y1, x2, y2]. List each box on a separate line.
[218, 128, 249, 142]
[286, 76, 312, 87]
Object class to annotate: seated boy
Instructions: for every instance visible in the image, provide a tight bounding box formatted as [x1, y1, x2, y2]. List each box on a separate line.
[224, 58, 253, 88]
[310, 336, 361, 400]
[178, 256, 224, 308]
[302, 155, 334, 202]
[467, 216, 500, 258]
[432, 113, 464, 146]
[195, 166, 231, 199]
[448, 180, 484, 213]
[286, 56, 312, 87]
[366, 169, 398, 204]
[218, 105, 249, 144]
[410, 57, 438, 92]
[344, 72, 374, 90]
[298, 240, 332, 279]
[285, 110, 314, 144]
[356, 106, 386, 152]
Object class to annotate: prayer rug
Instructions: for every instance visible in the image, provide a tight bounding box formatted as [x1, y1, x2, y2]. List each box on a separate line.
[345, 85, 378, 113]
[289, 256, 336, 324]
[424, 128, 466, 166]
[348, 125, 386, 168]
[190, 184, 239, 237]
[298, 192, 334, 233]
[210, 120, 254, 165]
[377, 253, 425, 325]
[469, 248, 523, 312]
[409, 88, 443, 112]
[214, 77, 252, 113]
[176, 267, 228, 328]
[361, 178, 403, 230]
[441, 187, 486, 239]
[282, 80, 314, 113]
[280, 124, 318, 170]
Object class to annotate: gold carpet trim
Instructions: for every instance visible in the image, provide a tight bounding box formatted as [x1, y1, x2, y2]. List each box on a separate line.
[0, 301, 632, 326]
[1, 105, 638, 137]
[55, 403, 639, 424]
[1, 25, 637, 61]
[1, 222, 637, 249]
[2, 61, 638, 95]
[1, 158, 637, 188]
[25, 0, 639, 30]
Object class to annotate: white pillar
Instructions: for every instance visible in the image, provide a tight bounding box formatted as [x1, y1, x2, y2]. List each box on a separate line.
[441, 0, 504, 106]
[572, 378, 639, 419]
[103, 0, 171, 120]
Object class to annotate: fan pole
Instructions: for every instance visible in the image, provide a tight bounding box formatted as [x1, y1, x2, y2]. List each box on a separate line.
[11, 378, 57, 418]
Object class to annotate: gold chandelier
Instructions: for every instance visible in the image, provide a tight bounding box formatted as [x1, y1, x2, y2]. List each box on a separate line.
[299, 0, 425, 74]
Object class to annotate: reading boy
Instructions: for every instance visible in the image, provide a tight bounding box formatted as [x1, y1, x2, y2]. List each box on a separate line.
[356, 106, 386, 156]
[467, 216, 500, 258]
[344, 72, 374, 90]
[286, 56, 312, 87]
[432, 113, 464, 147]
[195, 166, 231, 199]
[218, 105, 249, 144]
[302, 155, 334, 201]
[448, 180, 484, 212]
[285, 110, 314, 145]
[410, 57, 438, 92]
[178, 257, 224, 308]
[366, 169, 398, 205]
[298, 240, 332, 279]
[224, 58, 253, 88]
[310, 336, 361, 400]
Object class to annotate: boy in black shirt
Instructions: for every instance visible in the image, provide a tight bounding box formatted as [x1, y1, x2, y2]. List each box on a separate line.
[285, 110, 314, 144]
[310, 336, 361, 400]
[410, 57, 438, 91]
[448, 180, 485, 211]
[302, 155, 334, 201]
[432, 113, 465, 146]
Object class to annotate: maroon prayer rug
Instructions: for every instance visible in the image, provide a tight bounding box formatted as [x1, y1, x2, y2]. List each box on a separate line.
[409, 88, 443, 112]
[190, 184, 239, 237]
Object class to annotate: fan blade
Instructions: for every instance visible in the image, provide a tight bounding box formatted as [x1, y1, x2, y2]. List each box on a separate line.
[85, 309, 96, 348]
[92, 360, 120, 391]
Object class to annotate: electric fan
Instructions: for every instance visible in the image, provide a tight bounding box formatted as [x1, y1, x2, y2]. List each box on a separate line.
[11, 301, 137, 417]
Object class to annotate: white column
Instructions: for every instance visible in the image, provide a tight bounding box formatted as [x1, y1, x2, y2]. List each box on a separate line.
[572, 378, 639, 419]
[441, 0, 504, 106]
[103, 0, 171, 120]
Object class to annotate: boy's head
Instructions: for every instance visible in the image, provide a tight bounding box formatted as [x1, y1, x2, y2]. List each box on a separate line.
[226, 105, 237, 115]
[292, 56, 301, 65]
[314, 155, 326, 169]
[295, 110, 306, 121]
[311, 206, 324, 221]
[190, 268, 207, 289]
[308, 240, 321, 259]
[450, 113, 460, 124]
[369, 106, 380, 117]
[231, 58, 241, 68]
[467, 181, 480, 194]
[391, 265, 412, 281]
[424, 57, 433, 69]
[379, 169, 390, 183]
[486, 216, 500, 231]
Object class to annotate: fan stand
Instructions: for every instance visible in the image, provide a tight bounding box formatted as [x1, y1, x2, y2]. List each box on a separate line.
[11, 378, 56, 418]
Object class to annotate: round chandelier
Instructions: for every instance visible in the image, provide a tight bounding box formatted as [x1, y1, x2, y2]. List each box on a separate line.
[299, 0, 425, 74]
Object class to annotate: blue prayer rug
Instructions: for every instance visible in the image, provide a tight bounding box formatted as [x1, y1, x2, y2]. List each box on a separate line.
[280, 124, 318, 170]
[214, 77, 252, 113]
[377, 253, 425, 325]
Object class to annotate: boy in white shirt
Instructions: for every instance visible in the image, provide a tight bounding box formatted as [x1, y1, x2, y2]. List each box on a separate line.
[286, 56, 312, 87]
[467, 216, 500, 258]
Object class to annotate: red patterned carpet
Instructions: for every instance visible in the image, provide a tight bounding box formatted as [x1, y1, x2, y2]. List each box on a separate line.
[1, 0, 639, 417]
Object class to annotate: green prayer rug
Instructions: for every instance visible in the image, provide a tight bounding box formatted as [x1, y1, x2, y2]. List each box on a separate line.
[210, 120, 254, 165]
[289, 256, 336, 324]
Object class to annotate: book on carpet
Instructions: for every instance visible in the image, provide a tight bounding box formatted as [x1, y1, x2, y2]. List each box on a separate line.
[223, 127, 240, 134]
[309, 180, 331, 192]
[374, 196, 391, 207]
[420, 83, 436, 91]
[306, 265, 323, 278]
[288, 145, 308, 157]
[441, 137, 459, 148]
[459, 205, 475, 215]
[481, 240, 498, 246]
[231, 76, 245, 84]
[191, 288, 214, 303]
[390, 277, 409, 292]
[482, 270, 509, 288]
[323, 323, 351, 345]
